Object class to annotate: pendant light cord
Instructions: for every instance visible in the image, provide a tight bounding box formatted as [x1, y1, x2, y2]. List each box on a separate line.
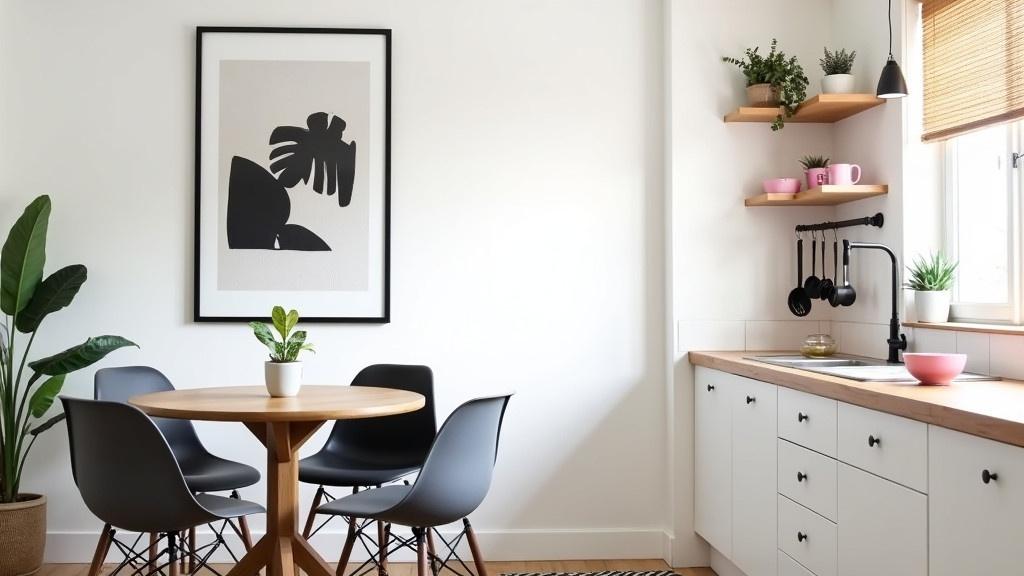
[888, 0, 895, 59]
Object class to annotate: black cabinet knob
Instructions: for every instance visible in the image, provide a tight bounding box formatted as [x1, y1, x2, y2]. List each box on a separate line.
[868, 435, 881, 447]
[797, 532, 808, 542]
[798, 412, 809, 422]
[746, 395, 756, 404]
[707, 384, 715, 392]
[797, 471, 807, 482]
[982, 469, 999, 484]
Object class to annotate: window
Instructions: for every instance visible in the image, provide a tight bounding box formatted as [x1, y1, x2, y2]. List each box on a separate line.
[943, 121, 1022, 322]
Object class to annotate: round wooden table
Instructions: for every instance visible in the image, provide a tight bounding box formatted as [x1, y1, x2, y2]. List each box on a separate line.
[130, 385, 425, 576]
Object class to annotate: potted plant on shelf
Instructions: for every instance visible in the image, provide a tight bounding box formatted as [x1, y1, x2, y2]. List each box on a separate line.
[906, 252, 958, 323]
[0, 195, 136, 576]
[820, 48, 857, 94]
[723, 38, 809, 131]
[799, 155, 830, 189]
[250, 306, 314, 397]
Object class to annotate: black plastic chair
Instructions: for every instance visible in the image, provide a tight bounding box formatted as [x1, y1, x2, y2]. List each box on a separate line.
[317, 394, 511, 576]
[95, 366, 260, 569]
[299, 364, 436, 540]
[62, 397, 265, 576]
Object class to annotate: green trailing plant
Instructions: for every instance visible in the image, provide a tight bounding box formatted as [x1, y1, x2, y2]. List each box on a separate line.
[905, 252, 958, 292]
[723, 39, 809, 131]
[0, 195, 136, 503]
[799, 155, 830, 170]
[820, 48, 856, 75]
[249, 306, 314, 362]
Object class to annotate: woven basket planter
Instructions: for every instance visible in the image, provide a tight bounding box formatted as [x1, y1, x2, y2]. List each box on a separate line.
[0, 494, 46, 576]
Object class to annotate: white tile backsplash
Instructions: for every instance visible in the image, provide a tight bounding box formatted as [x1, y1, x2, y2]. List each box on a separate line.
[836, 322, 890, 358]
[911, 328, 957, 354]
[990, 334, 1024, 380]
[745, 320, 822, 351]
[955, 332, 991, 375]
[676, 320, 745, 356]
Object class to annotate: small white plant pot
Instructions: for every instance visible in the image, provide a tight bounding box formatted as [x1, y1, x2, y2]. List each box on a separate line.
[822, 74, 855, 94]
[914, 290, 952, 323]
[265, 361, 303, 397]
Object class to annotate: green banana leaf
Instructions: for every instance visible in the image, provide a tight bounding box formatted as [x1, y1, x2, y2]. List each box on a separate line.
[29, 374, 66, 418]
[1, 195, 50, 315]
[29, 335, 137, 376]
[271, 306, 288, 340]
[16, 265, 87, 333]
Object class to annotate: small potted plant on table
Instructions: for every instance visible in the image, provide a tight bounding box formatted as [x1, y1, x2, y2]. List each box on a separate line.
[799, 155, 830, 189]
[906, 253, 958, 323]
[723, 38, 809, 131]
[820, 48, 857, 94]
[251, 306, 314, 397]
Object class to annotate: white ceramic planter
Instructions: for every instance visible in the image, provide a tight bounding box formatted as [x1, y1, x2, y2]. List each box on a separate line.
[822, 74, 855, 94]
[265, 361, 303, 397]
[915, 290, 951, 323]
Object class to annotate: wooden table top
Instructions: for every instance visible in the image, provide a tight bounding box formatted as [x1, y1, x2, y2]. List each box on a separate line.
[129, 385, 425, 422]
[689, 351, 1024, 448]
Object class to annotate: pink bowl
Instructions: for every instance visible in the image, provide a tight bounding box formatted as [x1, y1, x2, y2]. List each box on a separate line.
[762, 178, 802, 196]
[903, 353, 967, 385]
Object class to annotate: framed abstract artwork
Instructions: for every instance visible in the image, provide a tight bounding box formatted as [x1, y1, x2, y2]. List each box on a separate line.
[194, 27, 390, 323]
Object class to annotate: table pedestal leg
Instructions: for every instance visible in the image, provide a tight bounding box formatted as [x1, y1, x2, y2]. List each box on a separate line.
[227, 421, 333, 576]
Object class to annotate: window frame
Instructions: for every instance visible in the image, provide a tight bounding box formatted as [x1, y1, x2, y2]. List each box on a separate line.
[942, 121, 1022, 324]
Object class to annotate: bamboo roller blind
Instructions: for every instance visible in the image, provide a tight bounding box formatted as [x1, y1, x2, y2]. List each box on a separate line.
[922, 0, 1024, 141]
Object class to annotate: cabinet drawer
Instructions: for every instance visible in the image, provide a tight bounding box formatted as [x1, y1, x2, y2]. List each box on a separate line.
[779, 550, 816, 576]
[837, 403, 927, 493]
[779, 439, 837, 521]
[779, 387, 837, 457]
[779, 495, 837, 576]
[929, 425, 1024, 576]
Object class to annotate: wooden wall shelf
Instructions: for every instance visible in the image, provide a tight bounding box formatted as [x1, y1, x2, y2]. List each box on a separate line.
[725, 93, 885, 124]
[745, 184, 888, 207]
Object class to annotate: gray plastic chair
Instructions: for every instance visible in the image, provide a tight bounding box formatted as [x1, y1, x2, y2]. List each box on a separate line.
[62, 397, 265, 576]
[300, 364, 436, 539]
[317, 394, 511, 576]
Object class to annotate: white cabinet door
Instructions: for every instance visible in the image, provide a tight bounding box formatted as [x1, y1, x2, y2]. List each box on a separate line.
[837, 463, 926, 576]
[929, 425, 1024, 576]
[694, 367, 733, 555]
[732, 376, 778, 576]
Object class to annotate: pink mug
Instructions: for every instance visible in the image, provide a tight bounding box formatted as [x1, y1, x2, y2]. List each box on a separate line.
[828, 163, 861, 185]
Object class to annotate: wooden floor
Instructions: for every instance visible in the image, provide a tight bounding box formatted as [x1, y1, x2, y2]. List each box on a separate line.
[38, 560, 715, 576]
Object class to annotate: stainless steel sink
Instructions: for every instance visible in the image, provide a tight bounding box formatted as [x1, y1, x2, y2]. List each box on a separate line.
[746, 354, 999, 383]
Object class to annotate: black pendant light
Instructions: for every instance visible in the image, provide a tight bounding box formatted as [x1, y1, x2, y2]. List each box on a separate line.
[877, 0, 908, 98]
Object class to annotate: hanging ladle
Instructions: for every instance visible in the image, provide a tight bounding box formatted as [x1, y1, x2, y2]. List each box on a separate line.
[804, 230, 823, 298]
[829, 239, 857, 307]
[819, 229, 837, 301]
[788, 233, 812, 316]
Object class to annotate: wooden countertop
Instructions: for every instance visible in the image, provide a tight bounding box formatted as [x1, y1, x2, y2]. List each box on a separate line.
[689, 351, 1024, 448]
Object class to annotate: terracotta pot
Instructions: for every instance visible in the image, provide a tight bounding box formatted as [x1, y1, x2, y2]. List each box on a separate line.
[0, 494, 46, 576]
[746, 83, 780, 107]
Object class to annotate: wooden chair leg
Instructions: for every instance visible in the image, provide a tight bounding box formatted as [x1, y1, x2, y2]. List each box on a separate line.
[377, 521, 388, 576]
[187, 527, 196, 573]
[303, 485, 325, 538]
[425, 528, 439, 576]
[232, 490, 255, 551]
[87, 524, 113, 576]
[336, 517, 358, 576]
[148, 532, 159, 570]
[463, 519, 488, 576]
[415, 528, 428, 576]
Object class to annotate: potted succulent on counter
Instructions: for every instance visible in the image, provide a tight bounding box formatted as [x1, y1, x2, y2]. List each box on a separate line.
[723, 38, 809, 131]
[0, 195, 136, 576]
[906, 252, 958, 323]
[799, 155, 830, 189]
[250, 306, 314, 397]
[820, 48, 857, 94]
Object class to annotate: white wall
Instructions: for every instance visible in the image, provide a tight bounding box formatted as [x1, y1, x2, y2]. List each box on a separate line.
[0, 0, 670, 562]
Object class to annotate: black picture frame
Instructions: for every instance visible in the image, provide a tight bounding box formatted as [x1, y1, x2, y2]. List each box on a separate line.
[193, 26, 391, 323]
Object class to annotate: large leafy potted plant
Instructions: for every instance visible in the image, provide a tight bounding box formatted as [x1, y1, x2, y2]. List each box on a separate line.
[723, 38, 809, 131]
[906, 252, 958, 323]
[0, 195, 135, 575]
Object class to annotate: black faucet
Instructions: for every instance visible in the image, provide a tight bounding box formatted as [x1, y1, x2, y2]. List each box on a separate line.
[844, 240, 908, 364]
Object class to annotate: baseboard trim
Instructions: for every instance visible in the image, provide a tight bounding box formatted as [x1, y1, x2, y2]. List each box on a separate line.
[45, 527, 671, 563]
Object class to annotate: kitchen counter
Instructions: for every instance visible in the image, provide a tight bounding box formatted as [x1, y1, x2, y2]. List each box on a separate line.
[689, 350, 1024, 448]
